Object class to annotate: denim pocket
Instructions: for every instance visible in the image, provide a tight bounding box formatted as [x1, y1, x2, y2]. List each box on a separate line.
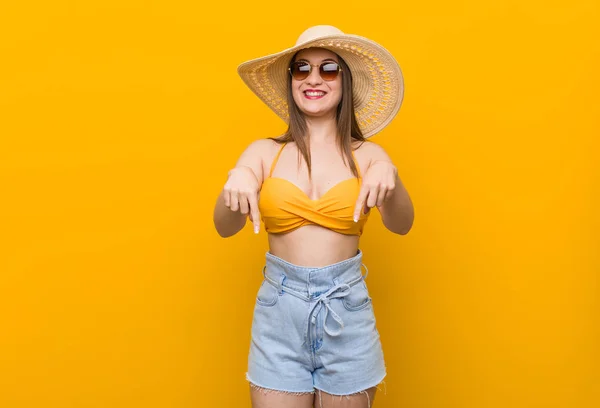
[256, 279, 279, 307]
[342, 280, 372, 311]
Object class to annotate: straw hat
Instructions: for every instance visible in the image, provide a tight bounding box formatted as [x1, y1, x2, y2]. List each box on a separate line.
[237, 25, 405, 138]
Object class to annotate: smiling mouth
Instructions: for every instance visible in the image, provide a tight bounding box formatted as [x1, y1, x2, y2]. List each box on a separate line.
[303, 90, 326, 99]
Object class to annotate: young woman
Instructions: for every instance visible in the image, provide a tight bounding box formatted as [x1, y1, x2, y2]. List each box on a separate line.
[213, 25, 414, 408]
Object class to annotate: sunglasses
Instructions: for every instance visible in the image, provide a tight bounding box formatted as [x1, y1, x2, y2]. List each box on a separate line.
[288, 61, 342, 81]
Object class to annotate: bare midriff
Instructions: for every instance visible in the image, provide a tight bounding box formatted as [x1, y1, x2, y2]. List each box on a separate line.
[268, 225, 359, 267]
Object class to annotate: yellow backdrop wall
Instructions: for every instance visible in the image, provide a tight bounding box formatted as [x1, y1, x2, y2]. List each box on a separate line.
[1, 1, 598, 407]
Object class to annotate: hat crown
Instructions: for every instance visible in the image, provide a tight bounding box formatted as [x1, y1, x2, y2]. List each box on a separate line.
[295, 25, 344, 46]
[238, 25, 404, 138]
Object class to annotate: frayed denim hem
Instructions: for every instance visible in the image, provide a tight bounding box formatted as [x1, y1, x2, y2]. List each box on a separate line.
[246, 372, 315, 396]
[314, 376, 387, 408]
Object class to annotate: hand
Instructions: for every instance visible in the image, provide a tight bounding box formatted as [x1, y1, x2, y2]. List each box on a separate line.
[353, 160, 397, 222]
[222, 166, 261, 233]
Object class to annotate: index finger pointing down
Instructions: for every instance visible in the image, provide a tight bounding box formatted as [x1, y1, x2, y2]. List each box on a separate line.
[247, 192, 261, 234]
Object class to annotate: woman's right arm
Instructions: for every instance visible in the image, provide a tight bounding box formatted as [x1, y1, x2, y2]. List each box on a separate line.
[213, 139, 272, 238]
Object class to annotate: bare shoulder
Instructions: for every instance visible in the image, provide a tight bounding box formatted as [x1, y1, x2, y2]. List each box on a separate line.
[237, 137, 284, 183]
[244, 138, 280, 155]
[352, 140, 391, 166]
[239, 137, 283, 161]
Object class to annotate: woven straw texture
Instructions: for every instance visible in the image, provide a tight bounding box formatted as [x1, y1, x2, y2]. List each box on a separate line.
[238, 33, 404, 138]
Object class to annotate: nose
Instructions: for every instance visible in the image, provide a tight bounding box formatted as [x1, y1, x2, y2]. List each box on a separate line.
[305, 65, 323, 86]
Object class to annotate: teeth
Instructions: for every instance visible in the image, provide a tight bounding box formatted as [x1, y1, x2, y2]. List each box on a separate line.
[305, 91, 325, 96]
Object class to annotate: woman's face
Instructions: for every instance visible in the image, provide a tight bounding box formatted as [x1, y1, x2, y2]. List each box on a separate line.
[290, 48, 343, 119]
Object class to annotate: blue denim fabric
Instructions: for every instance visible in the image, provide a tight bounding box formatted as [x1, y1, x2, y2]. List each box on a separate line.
[246, 250, 386, 395]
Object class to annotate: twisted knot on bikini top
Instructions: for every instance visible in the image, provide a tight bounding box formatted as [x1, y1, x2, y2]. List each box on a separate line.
[258, 142, 370, 235]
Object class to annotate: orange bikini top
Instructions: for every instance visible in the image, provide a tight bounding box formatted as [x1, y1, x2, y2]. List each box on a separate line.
[258, 143, 370, 235]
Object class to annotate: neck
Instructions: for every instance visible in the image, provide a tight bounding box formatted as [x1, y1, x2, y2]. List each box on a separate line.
[305, 114, 337, 145]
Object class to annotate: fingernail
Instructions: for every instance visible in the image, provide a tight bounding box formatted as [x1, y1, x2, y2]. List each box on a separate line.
[254, 227, 259, 234]
[353, 217, 358, 223]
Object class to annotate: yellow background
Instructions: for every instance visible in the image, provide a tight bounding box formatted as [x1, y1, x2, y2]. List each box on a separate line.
[1, 1, 598, 407]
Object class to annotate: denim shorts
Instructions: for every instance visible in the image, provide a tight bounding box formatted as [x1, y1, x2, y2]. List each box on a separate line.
[246, 250, 386, 395]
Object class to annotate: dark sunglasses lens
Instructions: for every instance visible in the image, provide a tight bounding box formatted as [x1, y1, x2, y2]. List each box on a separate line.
[320, 63, 340, 81]
[291, 62, 310, 80]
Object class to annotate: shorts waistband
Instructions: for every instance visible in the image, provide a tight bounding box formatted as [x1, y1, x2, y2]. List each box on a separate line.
[263, 250, 368, 299]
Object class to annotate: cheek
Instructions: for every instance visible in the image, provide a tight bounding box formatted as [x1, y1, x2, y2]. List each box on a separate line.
[334, 91, 343, 104]
[332, 80, 343, 99]
[332, 85, 343, 105]
[291, 84, 303, 105]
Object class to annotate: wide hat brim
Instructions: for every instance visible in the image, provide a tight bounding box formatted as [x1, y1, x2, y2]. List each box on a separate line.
[237, 27, 404, 138]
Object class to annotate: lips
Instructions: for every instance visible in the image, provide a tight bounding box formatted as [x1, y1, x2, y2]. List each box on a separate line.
[303, 89, 327, 100]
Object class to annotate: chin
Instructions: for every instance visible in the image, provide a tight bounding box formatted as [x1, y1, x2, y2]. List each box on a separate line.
[299, 106, 337, 118]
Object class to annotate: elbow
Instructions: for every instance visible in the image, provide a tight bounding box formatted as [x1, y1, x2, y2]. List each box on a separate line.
[213, 219, 236, 238]
[383, 210, 414, 236]
[215, 227, 233, 238]
[398, 213, 415, 235]
[389, 220, 413, 236]
[397, 222, 413, 235]
[381, 192, 414, 235]
[213, 213, 246, 238]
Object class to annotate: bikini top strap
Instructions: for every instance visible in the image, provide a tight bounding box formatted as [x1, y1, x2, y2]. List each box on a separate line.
[351, 149, 362, 179]
[269, 142, 287, 177]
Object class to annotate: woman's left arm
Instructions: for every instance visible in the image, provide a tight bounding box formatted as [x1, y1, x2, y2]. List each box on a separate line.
[353, 143, 414, 235]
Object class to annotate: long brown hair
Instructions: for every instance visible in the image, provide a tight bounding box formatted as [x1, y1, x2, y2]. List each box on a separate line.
[271, 49, 366, 179]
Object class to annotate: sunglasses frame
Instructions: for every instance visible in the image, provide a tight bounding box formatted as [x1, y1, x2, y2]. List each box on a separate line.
[288, 61, 343, 82]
